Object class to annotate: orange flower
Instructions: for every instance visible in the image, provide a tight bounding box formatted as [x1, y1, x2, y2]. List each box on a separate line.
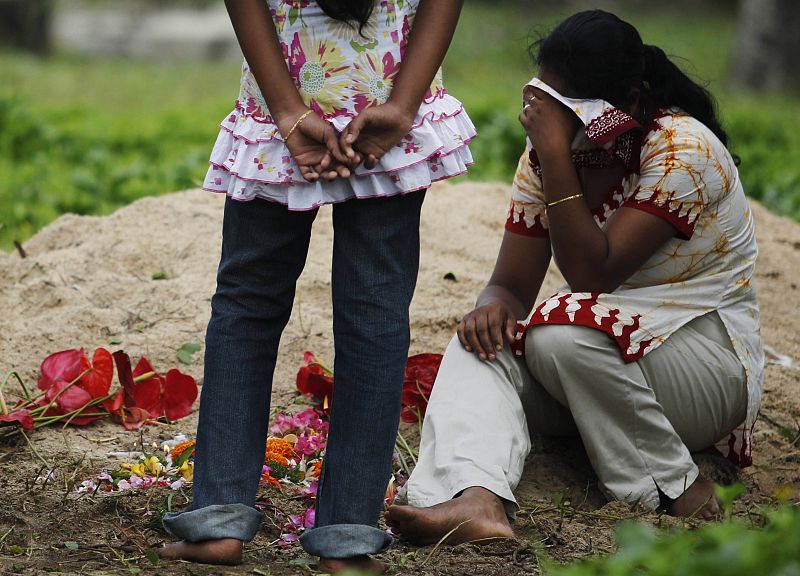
[170, 440, 196, 460]
[309, 460, 323, 479]
[265, 452, 290, 467]
[261, 469, 282, 491]
[266, 437, 296, 461]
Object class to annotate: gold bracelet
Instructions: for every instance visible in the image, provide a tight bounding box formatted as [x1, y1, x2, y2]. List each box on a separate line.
[284, 109, 313, 142]
[546, 193, 584, 210]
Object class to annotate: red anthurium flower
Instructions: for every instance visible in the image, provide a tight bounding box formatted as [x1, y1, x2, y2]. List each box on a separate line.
[78, 348, 113, 397]
[162, 369, 198, 421]
[108, 351, 198, 428]
[0, 408, 34, 430]
[400, 353, 442, 423]
[36, 348, 114, 425]
[44, 380, 92, 413]
[296, 352, 334, 405]
[38, 349, 83, 391]
[131, 358, 166, 418]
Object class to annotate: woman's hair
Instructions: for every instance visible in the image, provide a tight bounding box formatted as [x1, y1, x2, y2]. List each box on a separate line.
[531, 10, 729, 146]
[317, 0, 374, 32]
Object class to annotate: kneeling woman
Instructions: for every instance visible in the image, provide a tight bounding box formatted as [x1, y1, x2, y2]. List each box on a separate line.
[387, 10, 763, 544]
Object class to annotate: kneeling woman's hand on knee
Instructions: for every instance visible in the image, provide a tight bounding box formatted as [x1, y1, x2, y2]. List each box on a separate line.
[457, 302, 517, 361]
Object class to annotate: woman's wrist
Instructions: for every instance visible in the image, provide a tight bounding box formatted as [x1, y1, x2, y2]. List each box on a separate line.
[475, 293, 517, 313]
[274, 103, 313, 136]
[385, 94, 420, 126]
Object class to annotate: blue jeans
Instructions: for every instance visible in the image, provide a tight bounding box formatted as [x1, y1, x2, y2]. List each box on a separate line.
[163, 191, 425, 559]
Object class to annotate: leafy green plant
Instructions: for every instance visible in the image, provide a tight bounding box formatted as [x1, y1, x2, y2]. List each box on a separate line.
[546, 505, 800, 576]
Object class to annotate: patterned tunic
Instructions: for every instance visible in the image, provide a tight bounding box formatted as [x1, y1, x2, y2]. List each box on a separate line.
[507, 78, 764, 466]
[204, 0, 476, 209]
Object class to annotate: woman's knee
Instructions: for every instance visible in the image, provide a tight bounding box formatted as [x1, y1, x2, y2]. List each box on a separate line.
[525, 323, 613, 380]
[526, 324, 578, 364]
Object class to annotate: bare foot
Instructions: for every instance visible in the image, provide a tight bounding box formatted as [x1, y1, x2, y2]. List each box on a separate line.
[318, 556, 386, 574]
[157, 538, 243, 565]
[668, 477, 721, 520]
[385, 487, 515, 546]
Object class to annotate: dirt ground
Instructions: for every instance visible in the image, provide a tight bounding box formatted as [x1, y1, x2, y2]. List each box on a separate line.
[1, 183, 798, 575]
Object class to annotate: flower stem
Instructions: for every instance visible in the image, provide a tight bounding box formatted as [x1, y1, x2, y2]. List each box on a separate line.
[32, 394, 114, 429]
[0, 387, 8, 416]
[20, 430, 52, 469]
[395, 430, 418, 467]
[0, 372, 29, 415]
[394, 440, 412, 477]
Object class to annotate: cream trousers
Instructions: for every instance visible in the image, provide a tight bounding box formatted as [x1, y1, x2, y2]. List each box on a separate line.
[401, 312, 747, 512]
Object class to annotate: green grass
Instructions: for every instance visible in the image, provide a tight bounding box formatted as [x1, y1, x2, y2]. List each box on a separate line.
[1, 3, 800, 250]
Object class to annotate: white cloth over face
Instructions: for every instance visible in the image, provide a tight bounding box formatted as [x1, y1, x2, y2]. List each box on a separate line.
[400, 312, 747, 513]
[507, 77, 763, 466]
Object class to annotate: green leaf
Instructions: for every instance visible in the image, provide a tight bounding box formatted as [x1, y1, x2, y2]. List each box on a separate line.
[176, 342, 202, 365]
[8, 545, 24, 555]
[64, 541, 79, 551]
[715, 482, 746, 518]
[151, 271, 167, 280]
[145, 548, 160, 566]
[109, 339, 122, 345]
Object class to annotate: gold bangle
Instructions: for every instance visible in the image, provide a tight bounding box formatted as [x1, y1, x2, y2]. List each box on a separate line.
[545, 193, 584, 210]
[284, 109, 313, 142]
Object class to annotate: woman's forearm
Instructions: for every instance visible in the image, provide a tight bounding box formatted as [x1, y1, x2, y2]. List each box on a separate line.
[538, 149, 613, 292]
[387, 0, 464, 117]
[224, 0, 306, 128]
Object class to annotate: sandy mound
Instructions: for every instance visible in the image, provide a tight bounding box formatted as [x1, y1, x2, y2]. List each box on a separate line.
[1, 183, 798, 573]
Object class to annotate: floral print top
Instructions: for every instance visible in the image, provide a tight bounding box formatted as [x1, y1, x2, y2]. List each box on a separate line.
[240, 0, 445, 121]
[203, 0, 475, 209]
[507, 79, 764, 467]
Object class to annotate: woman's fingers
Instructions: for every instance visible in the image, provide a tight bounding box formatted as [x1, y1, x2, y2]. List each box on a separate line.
[489, 310, 506, 352]
[342, 115, 366, 160]
[458, 306, 518, 360]
[298, 164, 320, 182]
[456, 320, 471, 352]
[313, 151, 332, 176]
[333, 162, 351, 179]
[364, 153, 380, 170]
[323, 125, 350, 166]
[475, 315, 498, 361]
[321, 169, 339, 182]
[504, 315, 517, 345]
[460, 316, 487, 359]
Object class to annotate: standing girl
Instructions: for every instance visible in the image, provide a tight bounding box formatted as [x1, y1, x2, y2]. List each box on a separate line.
[159, 1, 473, 572]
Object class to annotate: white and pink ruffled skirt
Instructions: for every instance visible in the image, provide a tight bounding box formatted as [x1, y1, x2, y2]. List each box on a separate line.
[202, 94, 476, 209]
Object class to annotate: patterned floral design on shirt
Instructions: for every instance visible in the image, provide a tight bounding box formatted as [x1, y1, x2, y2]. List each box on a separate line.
[240, 0, 444, 123]
[286, 29, 350, 116]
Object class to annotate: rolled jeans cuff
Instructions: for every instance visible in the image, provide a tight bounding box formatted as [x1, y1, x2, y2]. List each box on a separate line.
[162, 504, 263, 542]
[299, 524, 393, 558]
